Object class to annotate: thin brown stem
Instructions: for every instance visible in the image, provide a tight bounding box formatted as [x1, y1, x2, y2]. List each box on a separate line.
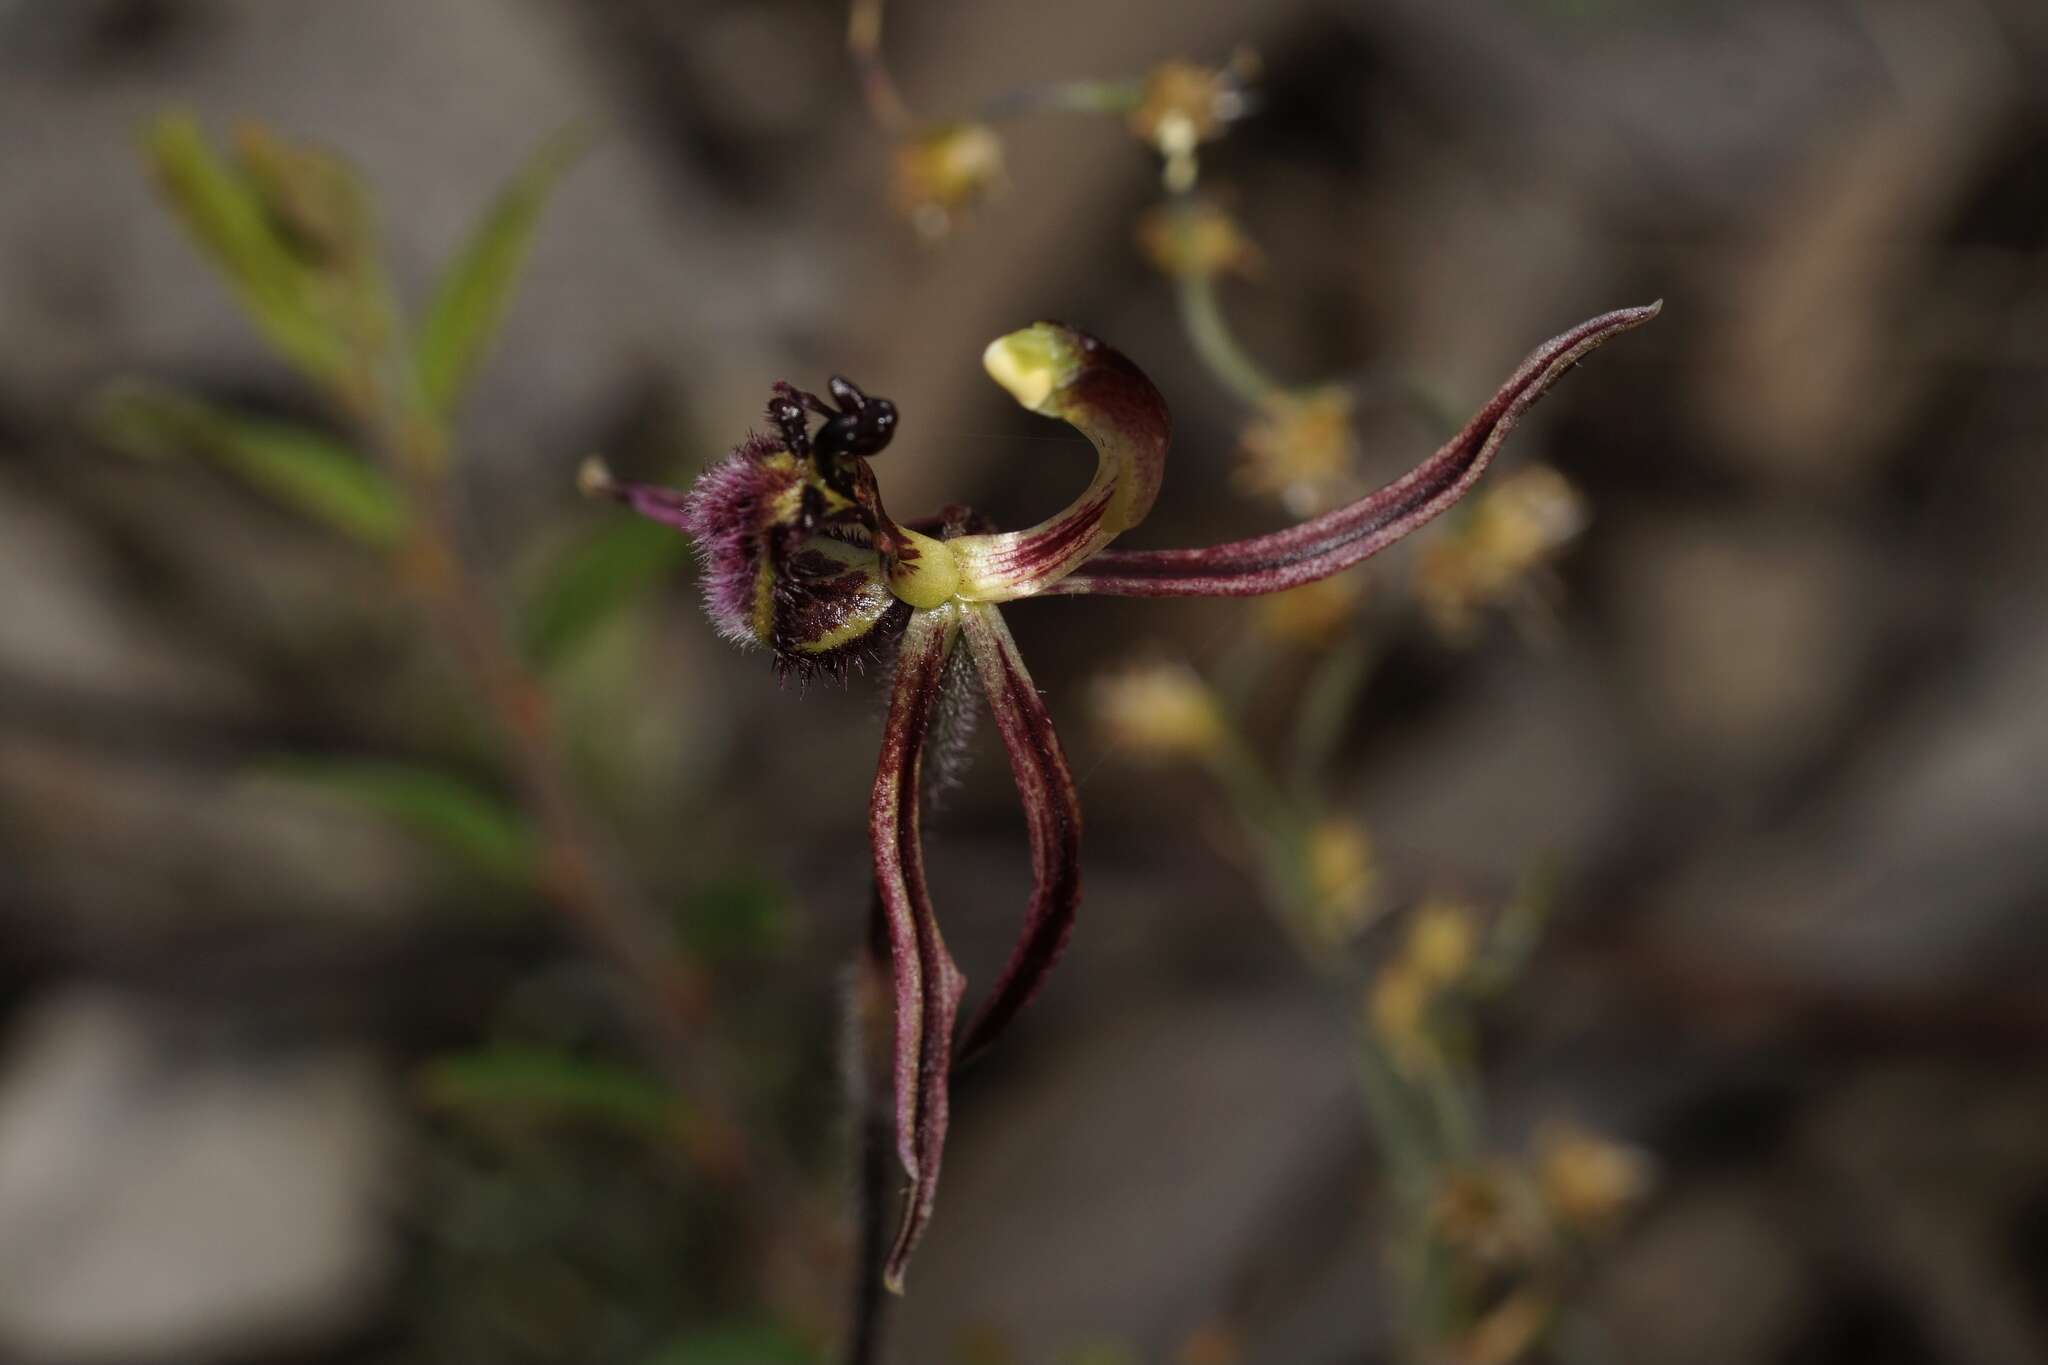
[351, 376, 714, 1064]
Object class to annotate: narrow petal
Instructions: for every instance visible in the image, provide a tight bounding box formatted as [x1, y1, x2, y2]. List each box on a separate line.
[956, 602, 1082, 1061]
[868, 605, 968, 1293]
[1047, 303, 1660, 596]
[950, 322, 1172, 600]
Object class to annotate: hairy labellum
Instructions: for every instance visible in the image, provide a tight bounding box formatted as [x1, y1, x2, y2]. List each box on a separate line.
[585, 303, 1659, 1292]
[677, 436, 807, 645]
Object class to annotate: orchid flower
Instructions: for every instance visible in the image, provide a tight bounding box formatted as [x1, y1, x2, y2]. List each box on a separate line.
[583, 303, 1658, 1291]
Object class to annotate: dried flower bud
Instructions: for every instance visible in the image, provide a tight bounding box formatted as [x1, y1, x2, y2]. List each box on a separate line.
[1367, 962, 1436, 1074]
[1236, 387, 1360, 516]
[1404, 898, 1479, 990]
[894, 122, 1005, 241]
[1430, 1164, 1540, 1266]
[1128, 56, 1253, 191]
[1416, 464, 1589, 640]
[1307, 817, 1380, 942]
[1536, 1121, 1653, 1234]
[1135, 201, 1261, 280]
[1091, 661, 1225, 760]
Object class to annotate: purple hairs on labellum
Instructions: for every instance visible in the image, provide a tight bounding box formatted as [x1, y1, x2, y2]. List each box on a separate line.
[675, 433, 805, 648]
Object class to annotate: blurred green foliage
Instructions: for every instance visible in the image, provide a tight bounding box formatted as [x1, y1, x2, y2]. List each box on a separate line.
[117, 117, 825, 1363]
[416, 127, 587, 419]
[90, 381, 404, 546]
[258, 757, 540, 886]
[419, 1045, 682, 1140]
[523, 517, 693, 670]
[144, 113, 356, 384]
[644, 1325, 816, 1364]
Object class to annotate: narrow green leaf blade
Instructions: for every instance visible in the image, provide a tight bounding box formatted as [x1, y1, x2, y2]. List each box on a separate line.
[645, 1325, 814, 1365]
[680, 873, 790, 961]
[416, 128, 586, 417]
[418, 1045, 681, 1137]
[522, 514, 690, 668]
[142, 113, 347, 383]
[258, 757, 537, 884]
[90, 382, 406, 548]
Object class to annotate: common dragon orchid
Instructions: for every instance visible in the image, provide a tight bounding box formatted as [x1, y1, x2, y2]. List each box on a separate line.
[583, 303, 1659, 1291]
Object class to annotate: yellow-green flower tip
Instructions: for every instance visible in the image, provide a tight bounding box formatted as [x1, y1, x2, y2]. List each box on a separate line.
[982, 323, 1077, 416]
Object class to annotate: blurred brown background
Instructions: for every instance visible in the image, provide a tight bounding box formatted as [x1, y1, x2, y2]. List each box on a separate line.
[3, 0, 2047, 1362]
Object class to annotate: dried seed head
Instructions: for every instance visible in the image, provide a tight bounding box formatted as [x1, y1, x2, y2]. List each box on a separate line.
[1416, 463, 1589, 640]
[1090, 661, 1225, 760]
[1235, 387, 1361, 516]
[1536, 1122, 1654, 1233]
[1403, 898, 1480, 989]
[1128, 56, 1254, 190]
[1136, 200, 1261, 280]
[894, 123, 1005, 241]
[1367, 962, 1437, 1074]
[1307, 817, 1381, 943]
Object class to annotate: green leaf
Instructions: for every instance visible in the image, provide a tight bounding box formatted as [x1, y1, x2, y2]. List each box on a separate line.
[90, 382, 406, 548]
[230, 122, 375, 273]
[419, 1045, 682, 1138]
[644, 1325, 814, 1365]
[680, 873, 790, 961]
[522, 514, 690, 668]
[143, 113, 349, 383]
[416, 127, 586, 418]
[258, 757, 537, 884]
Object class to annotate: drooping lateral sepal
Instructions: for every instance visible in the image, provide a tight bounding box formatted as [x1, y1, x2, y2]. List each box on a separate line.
[1047, 303, 1662, 596]
[868, 606, 968, 1293]
[954, 602, 1083, 1060]
[950, 322, 1172, 600]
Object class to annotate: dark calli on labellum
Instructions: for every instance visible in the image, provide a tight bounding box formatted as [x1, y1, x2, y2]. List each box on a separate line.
[583, 303, 1659, 1291]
